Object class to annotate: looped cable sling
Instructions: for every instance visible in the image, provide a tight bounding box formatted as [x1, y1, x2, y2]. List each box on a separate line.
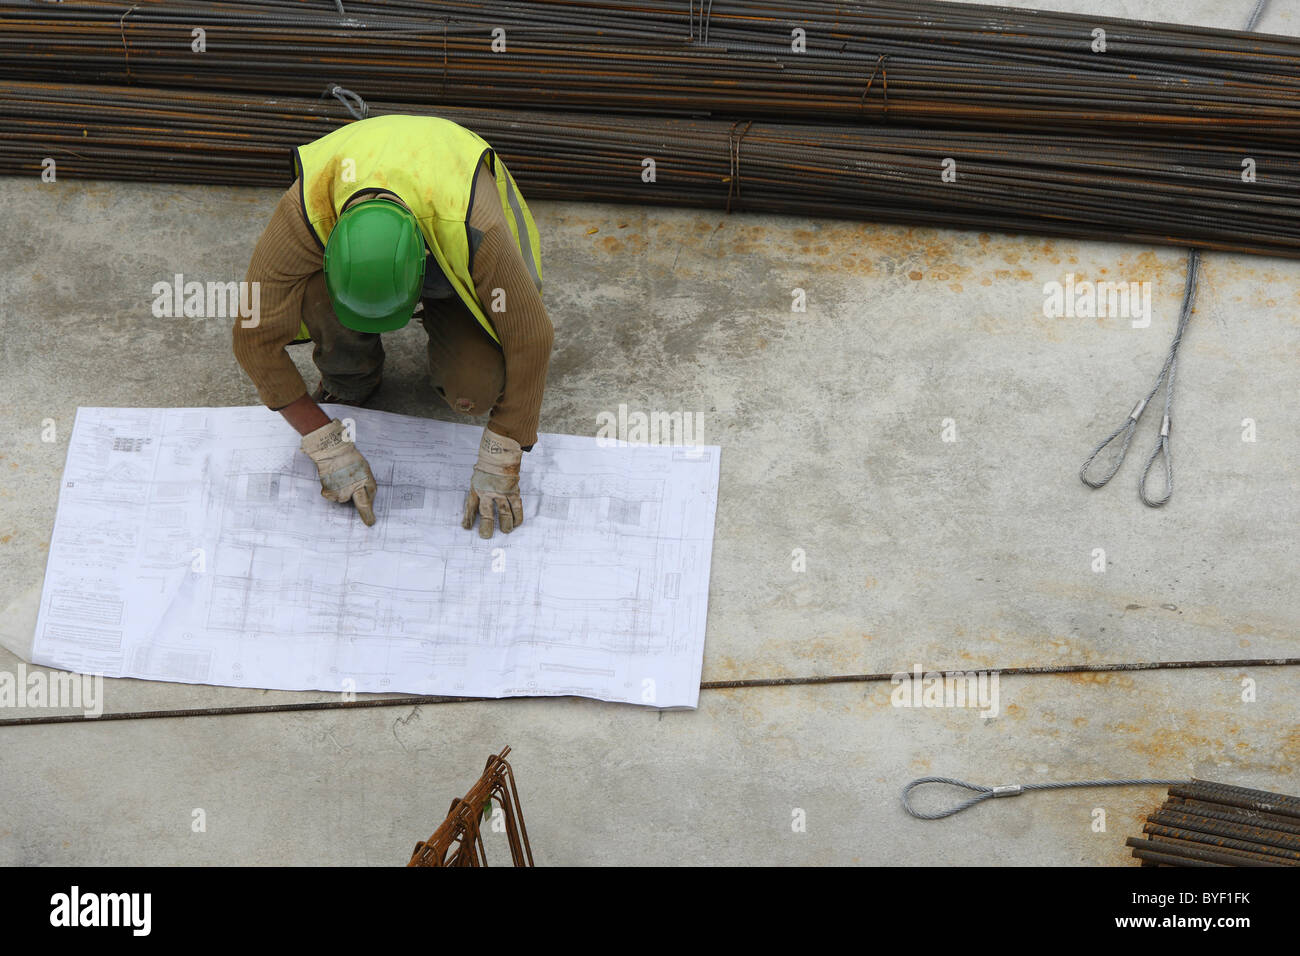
[1079, 249, 1200, 507]
[903, 775, 1188, 820]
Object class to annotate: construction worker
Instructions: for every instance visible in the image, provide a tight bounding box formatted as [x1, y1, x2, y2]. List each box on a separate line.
[232, 113, 553, 538]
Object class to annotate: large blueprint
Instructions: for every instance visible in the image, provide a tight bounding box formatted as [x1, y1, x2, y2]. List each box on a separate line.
[32, 407, 720, 707]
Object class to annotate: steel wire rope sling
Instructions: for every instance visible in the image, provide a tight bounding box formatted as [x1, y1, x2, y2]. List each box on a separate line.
[902, 776, 1189, 820]
[1078, 0, 1272, 507]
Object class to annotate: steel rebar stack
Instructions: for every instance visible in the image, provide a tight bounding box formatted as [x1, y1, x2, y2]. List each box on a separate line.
[1129, 780, 1300, 866]
[0, 1, 1297, 256]
[2, 1, 1299, 142]
[1, 80, 1297, 258]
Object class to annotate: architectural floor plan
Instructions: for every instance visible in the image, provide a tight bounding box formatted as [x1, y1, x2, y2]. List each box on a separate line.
[32, 407, 720, 707]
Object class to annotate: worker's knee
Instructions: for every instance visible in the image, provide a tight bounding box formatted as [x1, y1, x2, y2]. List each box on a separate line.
[423, 301, 506, 416]
[302, 272, 358, 345]
[430, 354, 505, 416]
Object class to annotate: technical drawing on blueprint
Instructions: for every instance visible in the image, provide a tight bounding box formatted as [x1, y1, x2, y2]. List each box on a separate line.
[31, 406, 720, 707]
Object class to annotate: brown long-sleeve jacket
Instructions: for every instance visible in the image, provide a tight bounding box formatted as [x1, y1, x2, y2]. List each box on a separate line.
[232, 161, 553, 447]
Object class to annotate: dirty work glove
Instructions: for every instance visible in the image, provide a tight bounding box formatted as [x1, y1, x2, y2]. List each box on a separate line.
[301, 418, 377, 526]
[462, 428, 523, 538]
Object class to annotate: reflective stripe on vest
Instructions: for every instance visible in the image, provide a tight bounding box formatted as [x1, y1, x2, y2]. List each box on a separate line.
[292, 114, 543, 345]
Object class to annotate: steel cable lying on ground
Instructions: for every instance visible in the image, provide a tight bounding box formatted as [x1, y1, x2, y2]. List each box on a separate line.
[903, 775, 1188, 820]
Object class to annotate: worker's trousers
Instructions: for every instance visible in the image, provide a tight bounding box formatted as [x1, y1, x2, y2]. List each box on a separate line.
[300, 272, 506, 416]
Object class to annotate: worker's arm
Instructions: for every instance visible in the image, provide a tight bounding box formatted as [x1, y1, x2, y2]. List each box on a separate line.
[234, 182, 375, 524]
[233, 181, 320, 418]
[278, 393, 330, 435]
[467, 162, 554, 450]
[459, 161, 554, 537]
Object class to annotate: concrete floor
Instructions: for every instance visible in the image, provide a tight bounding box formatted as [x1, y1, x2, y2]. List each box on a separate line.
[1, 0, 1296, 865]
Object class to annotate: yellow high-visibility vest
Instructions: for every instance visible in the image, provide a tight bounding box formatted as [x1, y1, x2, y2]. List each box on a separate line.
[291, 114, 543, 343]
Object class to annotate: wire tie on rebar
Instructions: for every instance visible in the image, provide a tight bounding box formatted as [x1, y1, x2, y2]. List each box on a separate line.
[323, 84, 368, 120]
[862, 54, 890, 116]
[118, 4, 139, 83]
[726, 119, 753, 213]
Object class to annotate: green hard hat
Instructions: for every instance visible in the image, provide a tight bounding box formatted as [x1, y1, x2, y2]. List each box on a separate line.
[323, 198, 426, 333]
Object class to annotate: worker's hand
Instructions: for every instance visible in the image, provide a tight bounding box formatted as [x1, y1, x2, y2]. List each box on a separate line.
[462, 428, 523, 538]
[300, 418, 377, 526]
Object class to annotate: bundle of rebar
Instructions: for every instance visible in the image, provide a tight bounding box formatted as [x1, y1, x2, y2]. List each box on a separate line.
[2, 0, 1298, 257]
[3, 81, 1298, 258]
[2, 0, 1299, 143]
[1128, 780, 1300, 866]
[408, 746, 533, 867]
